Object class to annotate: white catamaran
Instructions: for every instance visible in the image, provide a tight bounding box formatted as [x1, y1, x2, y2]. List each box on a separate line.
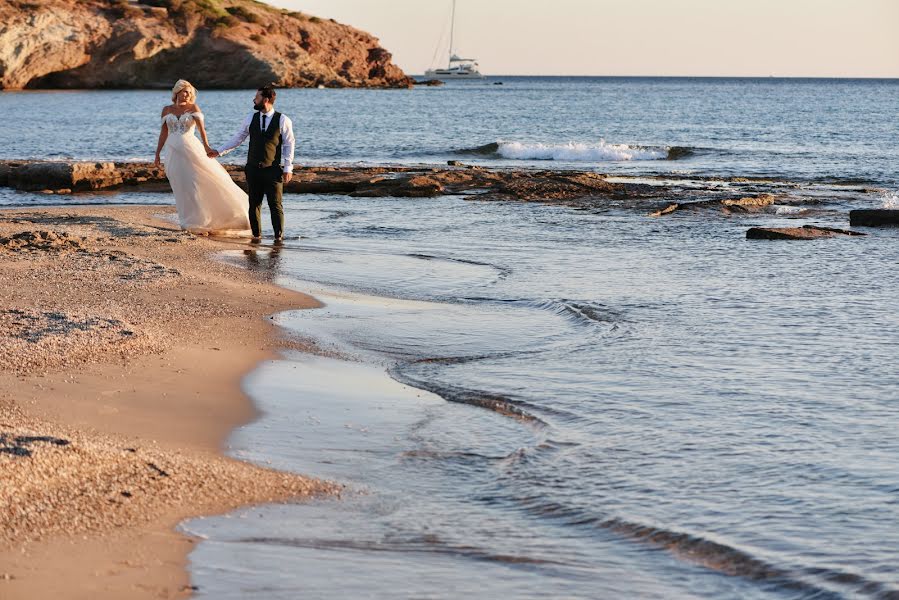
[424, 0, 484, 80]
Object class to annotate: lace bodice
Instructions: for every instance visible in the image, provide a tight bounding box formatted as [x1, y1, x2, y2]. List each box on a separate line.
[163, 111, 203, 135]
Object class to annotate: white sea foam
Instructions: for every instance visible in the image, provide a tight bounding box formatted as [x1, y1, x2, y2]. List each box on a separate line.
[495, 140, 668, 162]
[775, 205, 806, 215]
[881, 190, 899, 209]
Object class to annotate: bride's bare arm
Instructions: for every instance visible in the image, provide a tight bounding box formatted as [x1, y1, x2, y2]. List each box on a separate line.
[154, 107, 169, 167]
[191, 105, 214, 154]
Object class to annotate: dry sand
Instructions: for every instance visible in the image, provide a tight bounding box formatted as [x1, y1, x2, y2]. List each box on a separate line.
[0, 205, 337, 599]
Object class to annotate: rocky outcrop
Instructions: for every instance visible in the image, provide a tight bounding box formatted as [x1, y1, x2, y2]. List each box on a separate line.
[9, 162, 123, 192]
[746, 225, 865, 240]
[488, 171, 629, 202]
[849, 209, 899, 227]
[650, 194, 776, 217]
[351, 175, 446, 198]
[0, 0, 412, 89]
[0, 161, 668, 205]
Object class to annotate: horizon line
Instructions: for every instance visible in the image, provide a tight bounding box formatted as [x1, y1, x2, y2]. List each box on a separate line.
[413, 73, 899, 80]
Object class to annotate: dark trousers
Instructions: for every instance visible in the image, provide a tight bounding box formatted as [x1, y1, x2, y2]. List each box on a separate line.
[245, 165, 284, 237]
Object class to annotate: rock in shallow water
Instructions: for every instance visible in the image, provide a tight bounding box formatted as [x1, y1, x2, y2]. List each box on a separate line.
[746, 225, 865, 240]
[9, 162, 122, 192]
[650, 195, 777, 216]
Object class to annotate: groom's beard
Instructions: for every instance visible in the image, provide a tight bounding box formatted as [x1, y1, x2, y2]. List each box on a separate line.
[253, 102, 265, 111]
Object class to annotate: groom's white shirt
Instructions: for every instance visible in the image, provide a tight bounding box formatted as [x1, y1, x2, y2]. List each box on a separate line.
[217, 109, 296, 174]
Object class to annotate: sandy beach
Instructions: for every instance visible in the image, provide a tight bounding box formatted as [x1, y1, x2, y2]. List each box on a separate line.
[0, 205, 337, 599]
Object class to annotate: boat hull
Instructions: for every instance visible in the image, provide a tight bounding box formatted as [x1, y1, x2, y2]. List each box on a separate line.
[424, 70, 485, 80]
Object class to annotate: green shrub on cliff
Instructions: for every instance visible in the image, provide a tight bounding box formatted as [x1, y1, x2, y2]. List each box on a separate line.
[225, 5, 262, 23]
[135, 0, 294, 26]
[191, 0, 229, 20]
[139, 0, 229, 23]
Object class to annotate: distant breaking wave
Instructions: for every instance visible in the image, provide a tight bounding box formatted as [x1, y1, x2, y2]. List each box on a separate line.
[881, 190, 899, 209]
[455, 141, 693, 162]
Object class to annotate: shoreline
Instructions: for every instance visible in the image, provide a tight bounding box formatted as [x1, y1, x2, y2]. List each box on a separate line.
[0, 205, 336, 599]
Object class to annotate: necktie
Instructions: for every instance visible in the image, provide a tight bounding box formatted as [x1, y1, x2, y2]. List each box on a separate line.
[261, 114, 267, 131]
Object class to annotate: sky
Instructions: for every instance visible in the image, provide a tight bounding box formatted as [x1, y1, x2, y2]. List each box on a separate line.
[268, 0, 899, 77]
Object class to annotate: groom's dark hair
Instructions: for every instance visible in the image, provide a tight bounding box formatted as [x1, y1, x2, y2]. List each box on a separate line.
[258, 84, 277, 103]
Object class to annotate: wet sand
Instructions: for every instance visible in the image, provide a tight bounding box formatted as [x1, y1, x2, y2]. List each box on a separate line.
[0, 205, 337, 599]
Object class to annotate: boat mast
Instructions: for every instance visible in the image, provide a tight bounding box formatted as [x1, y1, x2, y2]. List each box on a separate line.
[449, 0, 456, 63]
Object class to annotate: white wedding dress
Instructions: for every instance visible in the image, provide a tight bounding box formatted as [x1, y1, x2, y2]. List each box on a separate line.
[161, 112, 251, 236]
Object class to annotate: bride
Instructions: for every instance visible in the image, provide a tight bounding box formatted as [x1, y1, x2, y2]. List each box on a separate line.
[153, 80, 251, 236]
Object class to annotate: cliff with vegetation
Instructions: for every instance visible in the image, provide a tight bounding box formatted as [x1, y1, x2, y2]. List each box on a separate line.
[0, 0, 412, 89]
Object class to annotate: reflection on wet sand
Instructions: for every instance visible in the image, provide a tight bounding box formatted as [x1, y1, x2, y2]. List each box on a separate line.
[241, 242, 283, 280]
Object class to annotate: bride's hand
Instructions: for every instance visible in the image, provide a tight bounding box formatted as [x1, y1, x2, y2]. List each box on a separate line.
[205, 145, 219, 158]
[153, 154, 161, 168]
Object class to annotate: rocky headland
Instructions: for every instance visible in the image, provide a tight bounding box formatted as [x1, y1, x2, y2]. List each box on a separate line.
[0, 0, 412, 89]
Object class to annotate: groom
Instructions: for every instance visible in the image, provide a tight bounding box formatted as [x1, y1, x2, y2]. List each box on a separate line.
[209, 84, 296, 241]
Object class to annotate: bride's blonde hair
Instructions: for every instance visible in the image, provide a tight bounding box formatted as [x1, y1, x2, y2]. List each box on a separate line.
[171, 79, 197, 103]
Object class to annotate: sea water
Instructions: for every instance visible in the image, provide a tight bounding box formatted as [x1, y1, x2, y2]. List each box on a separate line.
[1, 77, 897, 185]
[2, 78, 898, 598]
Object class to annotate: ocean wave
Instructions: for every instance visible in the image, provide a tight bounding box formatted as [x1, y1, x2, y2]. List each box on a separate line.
[389, 365, 548, 427]
[353, 225, 417, 236]
[528, 298, 623, 330]
[237, 536, 572, 566]
[462, 297, 624, 333]
[455, 141, 692, 162]
[515, 498, 893, 597]
[408, 253, 513, 281]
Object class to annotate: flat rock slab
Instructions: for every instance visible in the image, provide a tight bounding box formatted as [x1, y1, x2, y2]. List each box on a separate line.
[746, 225, 865, 240]
[849, 209, 899, 227]
[9, 162, 122, 192]
[651, 194, 776, 216]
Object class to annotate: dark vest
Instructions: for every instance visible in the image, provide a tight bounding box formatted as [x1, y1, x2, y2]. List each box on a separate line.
[247, 111, 282, 168]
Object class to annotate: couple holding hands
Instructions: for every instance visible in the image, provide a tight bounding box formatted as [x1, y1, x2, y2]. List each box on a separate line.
[155, 80, 295, 241]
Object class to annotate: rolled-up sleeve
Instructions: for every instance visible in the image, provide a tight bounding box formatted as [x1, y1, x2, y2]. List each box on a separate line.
[280, 115, 296, 173]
